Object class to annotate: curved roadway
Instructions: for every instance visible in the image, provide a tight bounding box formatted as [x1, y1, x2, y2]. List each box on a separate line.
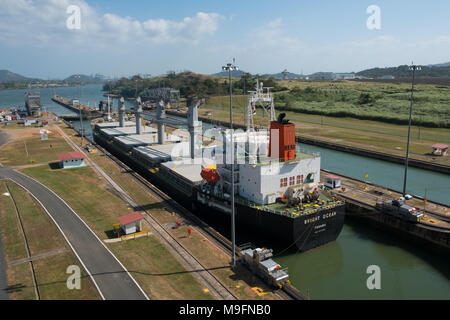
[0, 167, 148, 300]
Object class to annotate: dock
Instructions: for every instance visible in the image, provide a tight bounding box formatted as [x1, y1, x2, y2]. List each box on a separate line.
[51, 95, 102, 120]
[323, 170, 450, 256]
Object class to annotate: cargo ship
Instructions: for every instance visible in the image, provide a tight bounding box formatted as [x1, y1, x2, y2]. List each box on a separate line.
[93, 89, 345, 251]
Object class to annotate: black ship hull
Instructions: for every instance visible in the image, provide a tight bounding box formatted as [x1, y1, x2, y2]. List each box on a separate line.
[195, 193, 345, 252]
[94, 132, 346, 251]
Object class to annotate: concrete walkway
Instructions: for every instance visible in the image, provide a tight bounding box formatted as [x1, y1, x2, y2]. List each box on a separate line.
[0, 167, 148, 300]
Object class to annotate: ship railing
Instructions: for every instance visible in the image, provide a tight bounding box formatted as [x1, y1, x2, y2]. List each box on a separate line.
[297, 147, 320, 157]
[234, 195, 344, 218]
[239, 242, 254, 251]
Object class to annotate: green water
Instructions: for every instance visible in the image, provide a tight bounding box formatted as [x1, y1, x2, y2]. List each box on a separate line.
[276, 220, 450, 299]
[1, 85, 449, 299]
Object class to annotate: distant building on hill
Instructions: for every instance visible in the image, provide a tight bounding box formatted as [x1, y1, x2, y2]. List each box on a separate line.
[335, 73, 356, 80]
[379, 75, 395, 80]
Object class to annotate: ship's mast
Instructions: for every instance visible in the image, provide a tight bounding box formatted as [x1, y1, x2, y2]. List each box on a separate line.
[246, 79, 275, 130]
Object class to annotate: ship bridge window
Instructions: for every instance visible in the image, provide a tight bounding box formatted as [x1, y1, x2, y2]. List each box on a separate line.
[306, 173, 315, 183]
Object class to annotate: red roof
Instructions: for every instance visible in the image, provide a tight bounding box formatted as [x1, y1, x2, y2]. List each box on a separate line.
[432, 144, 449, 149]
[325, 174, 341, 180]
[58, 152, 86, 161]
[118, 212, 144, 226]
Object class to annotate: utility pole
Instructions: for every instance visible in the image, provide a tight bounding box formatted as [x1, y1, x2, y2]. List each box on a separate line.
[402, 63, 421, 196]
[222, 59, 239, 266]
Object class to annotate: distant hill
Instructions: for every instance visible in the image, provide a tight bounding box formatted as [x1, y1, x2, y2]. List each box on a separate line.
[64, 74, 105, 82]
[212, 70, 246, 77]
[356, 65, 450, 78]
[263, 70, 305, 80]
[429, 61, 450, 67]
[0, 70, 32, 82]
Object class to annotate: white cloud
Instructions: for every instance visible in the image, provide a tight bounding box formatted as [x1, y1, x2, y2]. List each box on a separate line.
[0, 0, 222, 47]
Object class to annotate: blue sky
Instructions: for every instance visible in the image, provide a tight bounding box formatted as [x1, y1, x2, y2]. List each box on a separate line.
[1, 0, 449, 78]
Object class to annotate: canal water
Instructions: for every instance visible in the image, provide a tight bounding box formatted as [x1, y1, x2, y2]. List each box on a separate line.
[1, 84, 449, 299]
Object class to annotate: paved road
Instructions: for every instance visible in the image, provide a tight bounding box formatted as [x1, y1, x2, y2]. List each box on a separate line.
[0, 167, 148, 300]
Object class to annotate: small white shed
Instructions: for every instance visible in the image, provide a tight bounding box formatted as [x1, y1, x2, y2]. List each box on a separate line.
[324, 175, 341, 189]
[117, 212, 144, 235]
[58, 152, 87, 169]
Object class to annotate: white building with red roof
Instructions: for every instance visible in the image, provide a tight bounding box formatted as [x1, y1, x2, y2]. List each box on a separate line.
[324, 174, 342, 189]
[432, 144, 448, 156]
[117, 212, 144, 235]
[58, 152, 87, 169]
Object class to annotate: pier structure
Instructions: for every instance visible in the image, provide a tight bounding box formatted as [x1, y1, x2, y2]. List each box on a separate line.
[25, 92, 42, 117]
[51, 95, 102, 120]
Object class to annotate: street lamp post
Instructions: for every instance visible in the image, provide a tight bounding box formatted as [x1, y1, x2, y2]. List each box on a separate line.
[222, 60, 238, 266]
[402, 63, 421, 196]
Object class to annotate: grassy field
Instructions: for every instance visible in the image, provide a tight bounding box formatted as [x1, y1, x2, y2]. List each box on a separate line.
[208, 80, 450, 127]
[0, 180, 99, 300]
[0, 127, 73, 166]
[276, 80, 450, 127]
[204, 91, 450, 166]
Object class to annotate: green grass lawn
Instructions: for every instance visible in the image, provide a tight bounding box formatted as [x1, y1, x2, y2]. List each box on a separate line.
[0, 132, 73, 166]
[272, 80, 450, 127]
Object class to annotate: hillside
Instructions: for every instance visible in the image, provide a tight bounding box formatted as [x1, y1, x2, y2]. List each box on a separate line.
[356, 65, 450, 78]
[263, 70, 304, 80]
[212, 70, 245, 77]
[0, 69, 31, 82]
[429, 61, 450, 67]
[104, 72, 229, 98]
[64, 74, 104, 82]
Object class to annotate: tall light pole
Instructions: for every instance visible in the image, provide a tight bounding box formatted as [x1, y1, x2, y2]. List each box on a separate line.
[222, 60, 238, 266]
[402, 63, 421, 196]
